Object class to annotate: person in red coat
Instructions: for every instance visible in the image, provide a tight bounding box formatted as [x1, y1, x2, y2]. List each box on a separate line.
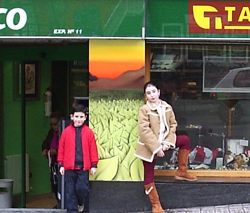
[57, 104, 99, 213]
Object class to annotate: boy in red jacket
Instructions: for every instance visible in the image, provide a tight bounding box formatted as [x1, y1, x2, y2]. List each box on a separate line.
[57, 104, 99, 213]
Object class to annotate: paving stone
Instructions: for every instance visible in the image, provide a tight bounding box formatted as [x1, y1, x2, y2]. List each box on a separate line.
[200, 207, 216, 213]
[242, 203, 250, 212]
[214, 205, 230, 213]
[185, 208, 201, 213]
[167, 203, 250, 213]
[214, 208, 230, 213]
[228, 204, 245, 213]
[168, 209, 188, 213]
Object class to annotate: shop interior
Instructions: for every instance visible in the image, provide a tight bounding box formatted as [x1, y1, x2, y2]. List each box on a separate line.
[150, 43, 250, 172]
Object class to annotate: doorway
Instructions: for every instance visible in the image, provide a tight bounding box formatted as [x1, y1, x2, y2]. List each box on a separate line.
[0, 62, 3, 178]
[51, 60, 89, 118]
[1, 43, 89, 208]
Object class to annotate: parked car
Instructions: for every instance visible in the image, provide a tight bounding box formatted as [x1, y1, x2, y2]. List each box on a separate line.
[214, 67, 250, 92]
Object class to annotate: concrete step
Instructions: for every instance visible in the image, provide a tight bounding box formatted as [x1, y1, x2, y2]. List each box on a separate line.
[89, 178, 250, 213]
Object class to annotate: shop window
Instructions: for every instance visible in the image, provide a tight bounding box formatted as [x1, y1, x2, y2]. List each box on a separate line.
[151, 45, 184, 72]
[229, 46, 249, 61]
[150, 44, 250, 174]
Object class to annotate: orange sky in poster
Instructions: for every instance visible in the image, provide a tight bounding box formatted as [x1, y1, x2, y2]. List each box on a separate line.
[89, 40, 145, 79]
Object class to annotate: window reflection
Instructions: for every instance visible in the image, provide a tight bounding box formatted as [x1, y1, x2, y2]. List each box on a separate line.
[234, 68, 250, 87]
[151, 44, 250, 171]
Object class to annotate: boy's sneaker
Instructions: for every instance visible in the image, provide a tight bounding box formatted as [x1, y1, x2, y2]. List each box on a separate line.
[78, 204, 84, 212]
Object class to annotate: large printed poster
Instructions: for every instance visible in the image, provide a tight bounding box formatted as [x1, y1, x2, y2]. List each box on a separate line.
[89, 40, 145, 181]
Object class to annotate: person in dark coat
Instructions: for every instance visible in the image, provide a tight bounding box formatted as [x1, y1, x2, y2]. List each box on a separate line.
[42, 112, 60, 206]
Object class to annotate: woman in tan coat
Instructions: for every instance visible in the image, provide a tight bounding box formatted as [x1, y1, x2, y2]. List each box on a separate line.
[135, 81, 177, 213]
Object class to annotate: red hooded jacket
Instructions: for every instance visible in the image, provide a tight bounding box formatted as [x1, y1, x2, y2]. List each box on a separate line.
[57, 124, 99, 171]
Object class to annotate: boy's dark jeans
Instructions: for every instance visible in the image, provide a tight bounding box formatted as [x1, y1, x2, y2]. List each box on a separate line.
[65, 170, 89, 213]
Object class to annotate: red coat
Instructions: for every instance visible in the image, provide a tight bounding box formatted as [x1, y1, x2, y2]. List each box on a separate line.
[57, 124, 99, 171]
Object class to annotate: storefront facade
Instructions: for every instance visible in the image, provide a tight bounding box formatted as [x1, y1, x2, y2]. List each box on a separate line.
[147, 0, 250, 178]
[145, 1, 250, 209]
[1, 0, 250, 208]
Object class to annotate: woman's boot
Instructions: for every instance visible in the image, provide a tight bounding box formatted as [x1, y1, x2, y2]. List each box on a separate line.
[175, 149, 197, 181]
[144, 182, 164, 213]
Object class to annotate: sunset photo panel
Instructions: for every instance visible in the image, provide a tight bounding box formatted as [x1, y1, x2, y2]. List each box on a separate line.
[89, 39, 145, 181]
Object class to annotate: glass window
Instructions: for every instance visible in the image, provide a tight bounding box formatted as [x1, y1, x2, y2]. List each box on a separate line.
[150, 44, 250, 171]
[234, 69, 250, 87]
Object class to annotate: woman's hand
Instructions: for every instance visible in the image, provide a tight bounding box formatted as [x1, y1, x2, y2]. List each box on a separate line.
[156, 149, 165, 157]
[162, 144, 170, 151]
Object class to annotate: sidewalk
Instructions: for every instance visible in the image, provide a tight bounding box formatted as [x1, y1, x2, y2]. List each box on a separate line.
[129, 203, 250, 213]
[167, 203, 250, 213]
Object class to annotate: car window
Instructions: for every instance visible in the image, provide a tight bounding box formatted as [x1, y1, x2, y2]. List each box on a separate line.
[234, 69, 250, 87]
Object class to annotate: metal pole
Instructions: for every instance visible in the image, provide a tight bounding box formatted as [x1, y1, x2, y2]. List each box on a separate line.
[61, 174, 64, 209]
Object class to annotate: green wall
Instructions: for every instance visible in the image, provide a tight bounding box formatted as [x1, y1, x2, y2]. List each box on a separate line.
[2, 0, 250, 39]
[0, 0, 144, 37]
[1, 44, 88, 196]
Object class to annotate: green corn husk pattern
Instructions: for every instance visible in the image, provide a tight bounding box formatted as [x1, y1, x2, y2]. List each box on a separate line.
[89, 90, 144, 181]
